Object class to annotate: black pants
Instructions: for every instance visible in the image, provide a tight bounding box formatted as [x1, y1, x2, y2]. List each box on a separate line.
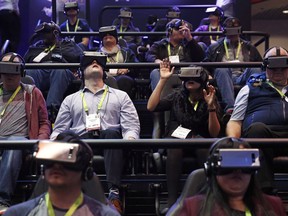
[81, 129, 123, 189]
[244, 122, 288, 190]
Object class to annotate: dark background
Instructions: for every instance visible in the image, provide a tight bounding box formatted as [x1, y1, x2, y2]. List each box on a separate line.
[18, 0, 251, 55]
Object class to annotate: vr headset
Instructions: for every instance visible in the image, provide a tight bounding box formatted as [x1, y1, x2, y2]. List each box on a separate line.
[34, 140, 86, 171]
[64, 1, 79, 11]
[265, 56, 288, 69]
[0, 62, 24, 75]
[224, 26, 242, 36]
[210, 148, 260, 175]
[178, 67, 206, 83]
[166, 11, 181, 19]
[80, 51, 107, 71]
[99, 26, 118, 41]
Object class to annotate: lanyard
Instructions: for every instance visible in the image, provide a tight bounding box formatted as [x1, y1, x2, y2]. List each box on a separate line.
[66, 19, 79, 32]
[267, 82, 287, 98]
[209, 25, 219, 41]
[81, 86, 109, 115]
[245, 208, 252, 216]
[45, 192, 83, 216]
[44, 44, 56, 53]
[223, 39, 241, 60]
[106, 51, 120, 63]
[0, 85, 21, 123]
[167, 44, 181, 57]
[188, 98, 199, 111]
[119, 25, 126, 39]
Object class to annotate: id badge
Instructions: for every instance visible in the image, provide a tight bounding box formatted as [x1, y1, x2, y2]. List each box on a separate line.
[229, 59, 240, 63]
[33, 51, 48, 63]
[171, 125, 191, 139]
[108, 69, 118, 76]
[86, 113, 100, 131]
[169, 55, 180, 63]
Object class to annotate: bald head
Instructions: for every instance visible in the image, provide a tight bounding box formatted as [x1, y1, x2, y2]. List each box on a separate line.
[264, 47, 288, 59]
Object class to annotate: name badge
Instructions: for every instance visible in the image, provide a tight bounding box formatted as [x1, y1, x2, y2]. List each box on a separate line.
[171, 125, 191, 139]
[229, 60, 240, 63]
[108, 69, 118, 76]
[86, 113, 100, 131]
[33, 51, 48, 63]
[169, 55, 180, 63]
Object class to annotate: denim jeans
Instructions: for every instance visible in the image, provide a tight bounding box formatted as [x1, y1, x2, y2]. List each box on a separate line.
[26, 68, 75, 107]
[214, 67, 262, 111]
[0, 136, 27, 205]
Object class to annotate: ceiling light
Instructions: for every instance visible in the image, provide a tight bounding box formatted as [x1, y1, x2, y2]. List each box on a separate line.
[283, 10, 288, 14]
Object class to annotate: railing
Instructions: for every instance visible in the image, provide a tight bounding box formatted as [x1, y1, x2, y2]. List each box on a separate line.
[25, 62, 263, 70]
[60, 31, 270, 50]
[1, 138, 288, 150]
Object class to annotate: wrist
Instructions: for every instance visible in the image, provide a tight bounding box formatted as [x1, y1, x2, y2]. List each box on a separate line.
[208, 108, 216, 112]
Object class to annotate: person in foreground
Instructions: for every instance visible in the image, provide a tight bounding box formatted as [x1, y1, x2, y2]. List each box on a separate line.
[178, 137, 287, 216]
[3, 131, 120, 216]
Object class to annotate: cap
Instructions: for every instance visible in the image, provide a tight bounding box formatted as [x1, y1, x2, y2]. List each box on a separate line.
[118, 7, 133, 19]
[80, 51, 107, 71]
[99, 25, 118, 42]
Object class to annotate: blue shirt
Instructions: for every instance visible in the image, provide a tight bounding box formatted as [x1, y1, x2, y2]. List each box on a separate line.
[51, 84, 140, 140]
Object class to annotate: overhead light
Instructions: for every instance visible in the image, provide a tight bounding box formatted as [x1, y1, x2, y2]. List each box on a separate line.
[283, 10, 288, 14]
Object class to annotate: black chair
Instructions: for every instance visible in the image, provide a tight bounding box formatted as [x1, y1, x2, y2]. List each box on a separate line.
[166, 168, 206, 216]
[29, 172, 107, 205]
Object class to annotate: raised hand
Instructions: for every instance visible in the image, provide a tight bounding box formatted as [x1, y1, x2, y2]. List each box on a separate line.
[203, 84, 216, 108]
[159, 58, 174, 80]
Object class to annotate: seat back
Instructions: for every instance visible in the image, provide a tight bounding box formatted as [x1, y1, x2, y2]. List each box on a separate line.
[166, 168, 206, 216]
[30, 172, 107, 204]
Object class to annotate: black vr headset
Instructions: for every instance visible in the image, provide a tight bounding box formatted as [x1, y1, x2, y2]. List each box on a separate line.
[34, 21, 61, 34]
[223, 17, 242, 36]
[264, 56, 288, 69]
[80, 51, 107, 71]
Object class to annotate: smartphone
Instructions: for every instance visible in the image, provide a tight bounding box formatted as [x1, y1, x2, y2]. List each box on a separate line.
[217, 149, 260, 169]
[35, 140, 79, 163]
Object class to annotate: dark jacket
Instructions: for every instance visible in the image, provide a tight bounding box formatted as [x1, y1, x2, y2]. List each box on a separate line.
[24, 38, 83, 63]
[204, 37, 262, 74]
[153, 87, 221, 138]
[145, 38, 205, 63]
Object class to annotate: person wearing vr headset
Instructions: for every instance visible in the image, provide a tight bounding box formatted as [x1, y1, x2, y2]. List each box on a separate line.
[146, 18, 205, 139]
[59, 1, 92, 51]
[51, 51, 140, 214]
[149, 6, 181, 44]
[177, 137, 286, 216]
[204, 17, 262, 116]
[0, 52, 50, 213]
[194, 6, 224, 47]
[114, 7, 142, 54]
[147, 59, 221, 211]
[24, 21, 83, 119]
[227, 46, 288, 194]
[97, 25, 138, 99]
[3, 131, 120, 216]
